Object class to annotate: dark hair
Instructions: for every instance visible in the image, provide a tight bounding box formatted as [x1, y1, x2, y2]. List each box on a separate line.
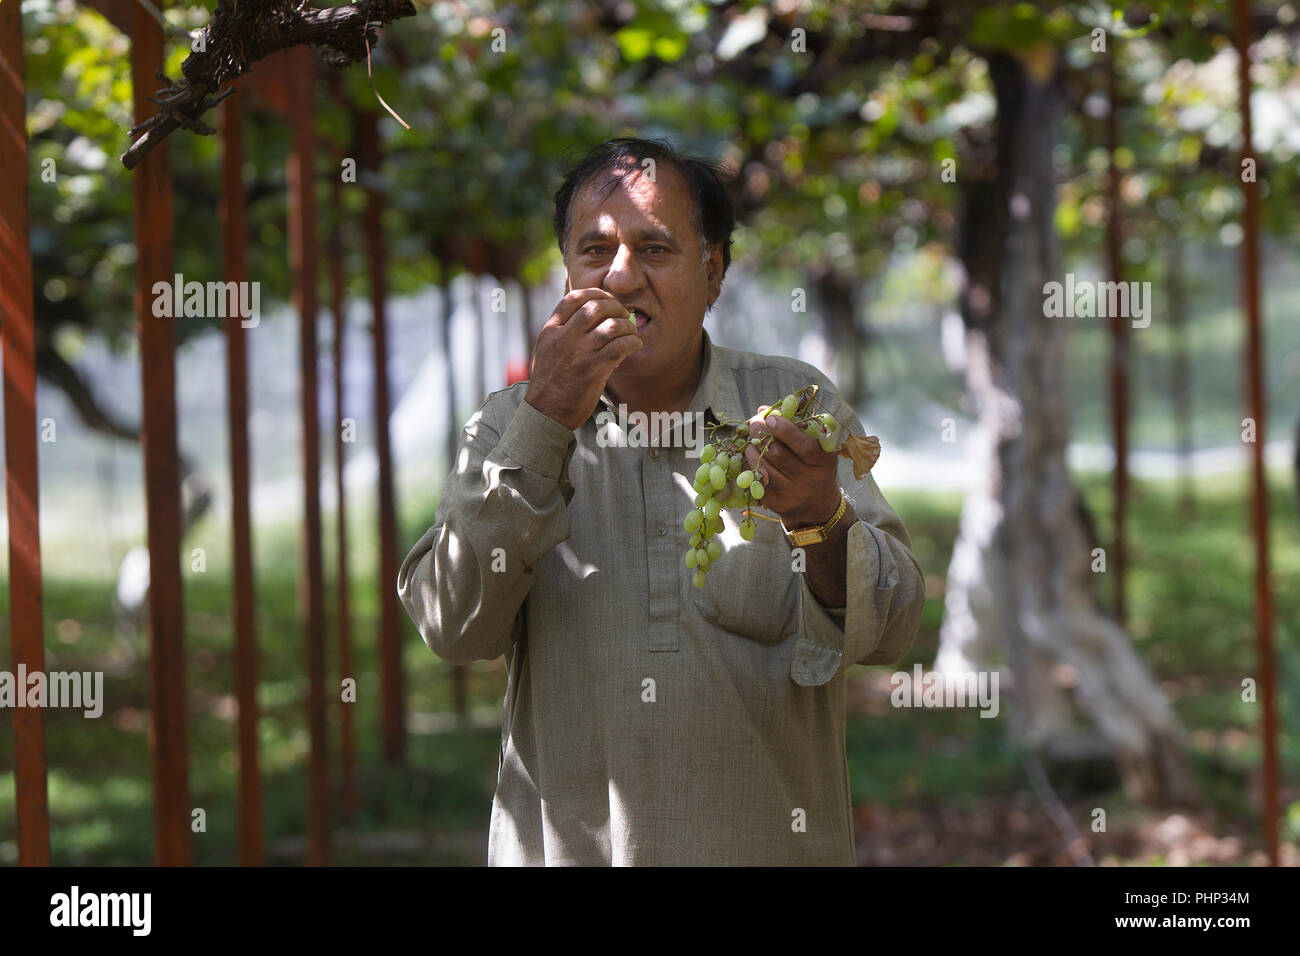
[552, 137, 736, 281]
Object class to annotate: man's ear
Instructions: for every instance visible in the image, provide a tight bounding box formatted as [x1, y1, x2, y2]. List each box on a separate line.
[706, 245, 724, 305]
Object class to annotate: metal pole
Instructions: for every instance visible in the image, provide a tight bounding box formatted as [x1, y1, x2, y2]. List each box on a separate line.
[331, 155, 359, 821]
[220, 89, 264, 866]
[287, 47, 330, 865]
[131, 0, 191, 866]
[1104, 52, 1129, 625]
[1232, 0, 1279, 867]
[358, 109, 406, 765]
[1, 0, 51, 867]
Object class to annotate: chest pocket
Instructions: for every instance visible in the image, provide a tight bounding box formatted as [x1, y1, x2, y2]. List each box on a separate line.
[691, 514, 799, 646]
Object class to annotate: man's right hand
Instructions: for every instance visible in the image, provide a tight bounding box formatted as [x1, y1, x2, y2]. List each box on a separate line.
[524, 288, 644, 431]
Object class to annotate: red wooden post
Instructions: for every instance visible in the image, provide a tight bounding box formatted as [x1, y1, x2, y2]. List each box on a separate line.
[1, 0, 51, 867]
[330, 159, 358, 820]
[358, 110, 406, 765]
[287, 47, 330, 865]
[1104, 53, 1129, 625]
[131, 0, 191, 866]
[220, 89, 264, 866]
[1232, 0, 1279, 867]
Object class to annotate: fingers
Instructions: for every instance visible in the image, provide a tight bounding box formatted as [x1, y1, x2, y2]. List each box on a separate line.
[763, 414, 824, 466]
[742, 436, 790, 488]
[590, 313, 641, 350]
[594, 328, 644, 365]
[574, 296, 633, 334]
[743, 404, 829, 491]
[549, 288, 619, 328]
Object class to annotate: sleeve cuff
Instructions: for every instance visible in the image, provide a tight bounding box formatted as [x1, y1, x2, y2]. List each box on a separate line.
[495, 398, 577, 481]
[789, 520, 879, 687]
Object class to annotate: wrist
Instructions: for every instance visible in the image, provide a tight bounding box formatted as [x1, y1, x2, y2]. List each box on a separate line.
[782, 487, 843, 531]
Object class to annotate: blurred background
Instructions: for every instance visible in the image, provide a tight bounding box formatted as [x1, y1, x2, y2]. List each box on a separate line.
[2, 0, 1298, 865]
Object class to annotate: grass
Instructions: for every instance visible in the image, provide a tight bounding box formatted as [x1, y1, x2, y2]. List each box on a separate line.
[1, 467, 1297, 864]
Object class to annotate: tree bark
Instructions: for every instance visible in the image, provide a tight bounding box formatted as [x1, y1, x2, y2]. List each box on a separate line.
[812, 268, 865, 407]
[934, 50, 1198, 806]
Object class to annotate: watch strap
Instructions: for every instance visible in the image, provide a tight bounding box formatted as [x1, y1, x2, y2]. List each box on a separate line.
[783, 493, 848, 546]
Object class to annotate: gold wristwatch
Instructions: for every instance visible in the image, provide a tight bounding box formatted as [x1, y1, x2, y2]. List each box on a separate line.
[782, 492, 849, 547]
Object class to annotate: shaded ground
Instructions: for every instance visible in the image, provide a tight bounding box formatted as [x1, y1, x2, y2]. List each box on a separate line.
[853, 796, 1297, 867]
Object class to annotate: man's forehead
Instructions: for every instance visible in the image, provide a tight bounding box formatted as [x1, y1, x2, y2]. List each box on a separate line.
[570, 161, 691, 230]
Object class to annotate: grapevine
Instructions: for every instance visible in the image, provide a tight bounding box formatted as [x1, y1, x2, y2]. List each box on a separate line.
[682, 384, 881, 587]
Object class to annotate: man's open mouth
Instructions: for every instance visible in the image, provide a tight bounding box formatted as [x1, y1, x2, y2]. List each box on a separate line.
[631, 309, 652, 333]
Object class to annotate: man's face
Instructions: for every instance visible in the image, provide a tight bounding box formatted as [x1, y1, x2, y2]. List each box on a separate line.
[563, 161, 723, 386]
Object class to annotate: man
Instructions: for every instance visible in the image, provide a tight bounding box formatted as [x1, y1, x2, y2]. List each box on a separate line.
[398, 137, 925, 865]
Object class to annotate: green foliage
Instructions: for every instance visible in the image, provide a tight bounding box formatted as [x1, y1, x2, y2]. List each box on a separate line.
[23, 0, 1300, 372]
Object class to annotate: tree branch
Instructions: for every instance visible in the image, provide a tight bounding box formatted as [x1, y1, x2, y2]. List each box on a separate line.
[121, 0, 416, 169]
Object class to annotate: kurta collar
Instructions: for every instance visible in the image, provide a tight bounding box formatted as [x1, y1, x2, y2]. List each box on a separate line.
[591, 327, 741, 431]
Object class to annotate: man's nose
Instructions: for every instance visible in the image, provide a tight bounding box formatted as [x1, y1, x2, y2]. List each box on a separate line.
[602, 244, 642, 295]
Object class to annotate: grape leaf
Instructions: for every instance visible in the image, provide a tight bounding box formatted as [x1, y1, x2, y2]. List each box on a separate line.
[839, 434, 882, 480]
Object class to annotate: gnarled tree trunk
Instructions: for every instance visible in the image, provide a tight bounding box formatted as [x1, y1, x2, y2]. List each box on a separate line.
[934, 49, 1198, 806]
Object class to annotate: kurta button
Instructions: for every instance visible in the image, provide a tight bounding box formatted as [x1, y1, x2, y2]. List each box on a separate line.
[656, 524, 666, 535]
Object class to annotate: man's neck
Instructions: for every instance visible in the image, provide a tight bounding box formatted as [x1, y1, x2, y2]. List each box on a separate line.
[606, 332, 706, 418]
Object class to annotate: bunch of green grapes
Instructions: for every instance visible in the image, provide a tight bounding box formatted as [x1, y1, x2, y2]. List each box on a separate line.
[682, 385, 842, 587]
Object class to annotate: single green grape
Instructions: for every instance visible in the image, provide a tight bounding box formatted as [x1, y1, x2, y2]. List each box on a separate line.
[725, 489, 746, 509]
[707, 514, 724, 534]
[700, 444, 715, 463]
[707, 540, 722, 561]
[685, 549, 698, 568]
[817, 413, 838, 431]
[714, 452, 730, 471]
[736, 469, 754, 489]
[726, 457, 742, 478]
[737, 423, 750, 438]
[704, 497, 722, 519]
[689, 531, 703, 548]
[819, 433, 836, 453]
[693, 569, 706, 588]
[684, 509, 702, 532]
[709, 465, 726, 489]
[739, 518, 756, 540]
[802, 421, 820, 438]
[695, 462, 712, 484]
[750, 481, 766, 500]
[694, 491, 708, 507]
[780, 394, 799, 418]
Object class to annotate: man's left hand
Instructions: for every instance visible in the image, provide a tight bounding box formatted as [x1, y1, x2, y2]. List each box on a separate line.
[743, 407, 841, 530]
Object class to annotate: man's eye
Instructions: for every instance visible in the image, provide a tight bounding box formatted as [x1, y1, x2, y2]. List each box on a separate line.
[645, 246, 669, 254]
[584, 246, 609, 255]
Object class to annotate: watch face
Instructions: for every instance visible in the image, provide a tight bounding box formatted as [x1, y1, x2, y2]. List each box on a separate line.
[788, 528, 823, 547]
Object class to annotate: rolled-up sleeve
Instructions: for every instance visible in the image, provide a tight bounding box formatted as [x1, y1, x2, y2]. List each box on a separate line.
[397, 393, 577, 665]
[789, 391, 926, 687]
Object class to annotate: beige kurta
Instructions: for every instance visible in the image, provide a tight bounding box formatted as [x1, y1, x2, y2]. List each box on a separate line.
[398, 330, 925, 865]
